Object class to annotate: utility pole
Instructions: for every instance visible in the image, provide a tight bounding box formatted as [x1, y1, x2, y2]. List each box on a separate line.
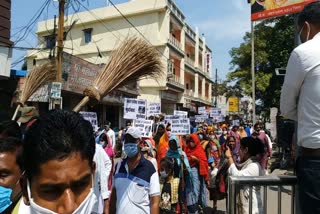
[52, 15, 57, 58]
[251, 21, 256, 125]
[214, 68, 218, 107]
[56, 0, 65, 82]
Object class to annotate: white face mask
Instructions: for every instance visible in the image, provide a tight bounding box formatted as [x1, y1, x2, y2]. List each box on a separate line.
[298, 24, 310, 44]
[223, 131, 228, 135]
[27, 179, 98, 214]
[160, 170, 168, 179]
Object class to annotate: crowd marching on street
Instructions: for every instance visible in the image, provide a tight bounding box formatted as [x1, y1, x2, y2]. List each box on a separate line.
[0, 107, 273, 214]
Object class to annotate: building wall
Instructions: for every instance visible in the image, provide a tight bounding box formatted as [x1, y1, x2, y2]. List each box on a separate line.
[0, 0, 12, 78]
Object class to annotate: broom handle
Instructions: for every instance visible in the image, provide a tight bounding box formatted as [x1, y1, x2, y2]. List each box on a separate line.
[12, 104, 21, 121]
[73, 96, 90, 112]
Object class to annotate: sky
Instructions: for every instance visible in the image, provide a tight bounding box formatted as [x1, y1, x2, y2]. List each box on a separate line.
[10, 0, 251, 80]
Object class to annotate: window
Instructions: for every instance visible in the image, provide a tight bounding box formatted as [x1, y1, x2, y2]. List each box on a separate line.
[44, 35, 56, 49]
[83, 28, 93, 44]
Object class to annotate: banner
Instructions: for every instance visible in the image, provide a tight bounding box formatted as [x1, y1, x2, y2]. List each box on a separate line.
[171, 118, 190, 135]
[147, 102, 161, 117]
[251, 0, 317, 21]
[228, 97, 239, 112]
[174, 110, 188, 118]
[124, 98, 147, 120]
[79, 112, 98, 130]
[134, 119, 153, 137]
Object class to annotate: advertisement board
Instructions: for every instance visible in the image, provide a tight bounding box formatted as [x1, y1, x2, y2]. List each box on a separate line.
[251, 0, 317, 21]
[228, 97, 239, 113]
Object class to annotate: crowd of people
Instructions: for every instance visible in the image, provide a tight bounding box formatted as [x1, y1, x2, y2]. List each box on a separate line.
[0, 108, 273, 214]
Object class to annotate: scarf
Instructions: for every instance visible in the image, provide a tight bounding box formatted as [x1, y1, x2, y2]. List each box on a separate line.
[156, 132, 169, 168]
[185, 133, 209, 181]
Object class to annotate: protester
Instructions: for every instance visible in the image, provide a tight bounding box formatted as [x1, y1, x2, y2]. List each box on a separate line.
[219, 127, 228, 147]
[156, 124, 170, 168]
[17, 106, 38, 136]
[280, 2, 320, 213]
[141, 139, 158, 171]
[0, 137, 24, 213]
[105, 123, 116, 151]
[0, 120, 22, 139]
[225, 137, 264, 214]
[21, 110, 101, 213]
[230, 126, 241, 162]
[239, 126, 247, 138]
[207, 157, 219, 211]
[110, 127, 160, 214]
[185, 133, 209, 213]
[159, 157, 180, 213]
[224, 136, 240, 165]
[251, 122, 272, 175]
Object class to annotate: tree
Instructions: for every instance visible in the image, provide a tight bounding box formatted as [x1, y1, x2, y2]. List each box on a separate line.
[227, 15, 295, 113]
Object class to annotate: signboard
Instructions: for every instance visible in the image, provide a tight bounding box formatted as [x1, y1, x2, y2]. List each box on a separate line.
[62, 52, 103, 94]
[50, 82, 62, 98]
[232, 120, 240, 127]
[251, 0, 317, 21]
[212, 115, 225, 123]
[198, 106, 206, 114]
[134, 119, 153, 137]
[147, 102, 161, 117]
[210, 108, 222, 117]
[228, 97, 239, 112]
[124, 98, 147, 120]
[164, 115, 181, 125]
[174, 110, 188, 118]
[171, 118, 190, 135]
[79, 112, 98, 129]
[195, 115, 207, 123]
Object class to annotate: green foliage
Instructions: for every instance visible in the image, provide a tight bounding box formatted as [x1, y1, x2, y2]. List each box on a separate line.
[227, 15, 295, 112]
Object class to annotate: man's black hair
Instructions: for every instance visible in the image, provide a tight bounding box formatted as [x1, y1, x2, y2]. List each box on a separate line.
[298, 1, 320, 27]
[0, 137, 23, 170]
[240, 137, 265, 157]
[23, 110, 95, 179]
[0, 120, 22, 139]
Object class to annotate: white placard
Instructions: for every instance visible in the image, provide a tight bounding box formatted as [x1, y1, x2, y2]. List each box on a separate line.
[212, 115, 225, 123]
[147, 102, 161, 117]
[232, 120, 240, 126]
[79, 112, 98, 129]
[174, 110, 188, 118]
[171, 118, 190, 135]
[210, 108, 222, 117]
[124, 98, 147, 120]
[198, 106, 206, 114]
[134, 119, 153, 137]
[195, 115, 207, 123]
[165, 115, 183, 125]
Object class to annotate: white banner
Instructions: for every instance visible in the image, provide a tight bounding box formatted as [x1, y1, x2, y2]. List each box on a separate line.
[124, 98, 147, 120]
[147, 102, 161, 117]
[79, 112, 98, 130]
[171, 118, 190, 135]
[134, 119, 153, 137]
[174, 110, 188, 118]
[198, 106, 206, 114]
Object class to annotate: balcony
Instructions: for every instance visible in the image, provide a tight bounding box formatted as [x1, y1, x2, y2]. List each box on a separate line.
[167, 75, 185, 90]
[167, 0, 185, 24]
[184, 89, 194, 98]
[168, 35, 184, 55]
[185, 57, 196, 72]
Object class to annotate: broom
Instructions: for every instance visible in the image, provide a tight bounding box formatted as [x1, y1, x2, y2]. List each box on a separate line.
[12, 62, 56, 120]
[73, 37, 162, 112]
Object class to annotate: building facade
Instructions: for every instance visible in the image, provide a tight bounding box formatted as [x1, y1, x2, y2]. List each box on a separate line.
[27, 0, 213, 125]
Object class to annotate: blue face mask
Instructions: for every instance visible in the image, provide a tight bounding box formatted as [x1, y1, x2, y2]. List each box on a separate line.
[0, 186, 13, 213]
[124, 143, 139, 158]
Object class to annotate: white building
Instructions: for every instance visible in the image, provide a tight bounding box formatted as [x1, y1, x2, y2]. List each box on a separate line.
[27, 0, 214, 125]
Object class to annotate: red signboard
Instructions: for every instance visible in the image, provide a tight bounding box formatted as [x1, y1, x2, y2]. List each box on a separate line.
[251, 0, 317, 21]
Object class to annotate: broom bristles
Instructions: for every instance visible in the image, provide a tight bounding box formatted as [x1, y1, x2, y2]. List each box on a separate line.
[19, 62, 56, 105]
[89, 37, 163, 99]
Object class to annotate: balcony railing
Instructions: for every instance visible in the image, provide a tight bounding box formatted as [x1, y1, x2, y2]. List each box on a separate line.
[185, 57, 195, 69]
[167, 0, 185, 24]
[168, 35, 183, 52]
[168, 75, 184, 89]
[184, 89, 194, 97]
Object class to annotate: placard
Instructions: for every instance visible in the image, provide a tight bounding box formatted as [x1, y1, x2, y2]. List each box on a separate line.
[79, 112, 98, 130]
[210, 108, 222, 117]
[174, 110, 188, 118]
[164, 115, 181, 125]
[195, 115, 207, 123]
[124, 98, 147, 120]
[232, 120, 240, 127]
[134, 119, 153, 137]
[171, 118, 190, 135]
[198, 106, 206, 114]
[147, 102, 161, 116]
[50, 82, 62, 98]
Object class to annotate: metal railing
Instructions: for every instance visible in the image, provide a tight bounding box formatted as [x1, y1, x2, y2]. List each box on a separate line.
[168, 35, 183, 52]
[228, 175, 297, 214]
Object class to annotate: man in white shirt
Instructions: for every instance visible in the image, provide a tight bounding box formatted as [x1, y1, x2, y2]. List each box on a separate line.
[105, 124, 116, 150]
[280, 2, 320, 213]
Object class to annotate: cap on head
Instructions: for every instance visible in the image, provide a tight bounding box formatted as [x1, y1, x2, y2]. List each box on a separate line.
[125, 127, 142, 139]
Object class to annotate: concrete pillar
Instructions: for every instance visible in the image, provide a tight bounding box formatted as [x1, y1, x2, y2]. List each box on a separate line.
[202, 78, 205, 100]
[181, 26, 185, 52]
[195, 27, 199, 68]
[195, 73, 199, 98]
[202, 36, 206, 73]
[180, 58, 185, 85]
[209, 82, 212, 102]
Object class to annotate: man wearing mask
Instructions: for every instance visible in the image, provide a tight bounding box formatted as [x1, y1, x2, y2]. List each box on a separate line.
[110, 127, 160, 214]
[280, 2, 320, 213]
[20, 110, 101, 213]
